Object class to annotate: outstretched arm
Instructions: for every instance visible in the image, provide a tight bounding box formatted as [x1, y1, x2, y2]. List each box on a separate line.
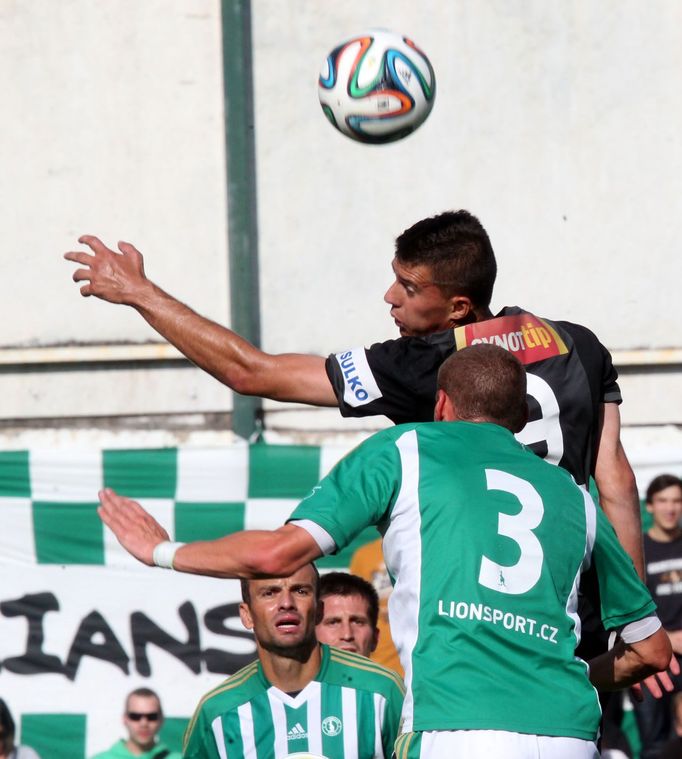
[588, 628, 672, 691]
[64, 236, 337, 405]
[593, 402, 644, 578]
[97, 488, 322, 578]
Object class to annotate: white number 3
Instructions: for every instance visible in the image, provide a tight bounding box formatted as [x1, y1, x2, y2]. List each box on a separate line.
[478, 469, 544, 595]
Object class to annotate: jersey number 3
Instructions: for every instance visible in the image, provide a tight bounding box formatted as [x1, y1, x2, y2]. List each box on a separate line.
[478, 469, 544, 595]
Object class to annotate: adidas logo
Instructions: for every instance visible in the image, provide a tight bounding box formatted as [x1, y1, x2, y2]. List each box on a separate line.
[287, 722, 308, 741]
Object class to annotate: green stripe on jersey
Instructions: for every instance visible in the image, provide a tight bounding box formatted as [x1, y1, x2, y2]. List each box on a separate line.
[356, 688, 377, 758]
[250, 692, 277, 755]
[284, 699, 311, 753]
[321, 681, 343, 758]
[221, 710, 245, 757]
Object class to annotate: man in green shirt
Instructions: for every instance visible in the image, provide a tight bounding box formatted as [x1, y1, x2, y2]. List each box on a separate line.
[90, 688, 181, 759]
[183, 564, 404, 758]
[99, 345, 671, 758]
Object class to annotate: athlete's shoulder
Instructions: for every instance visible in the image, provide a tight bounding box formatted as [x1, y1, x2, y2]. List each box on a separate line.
[546, 316, 603, 344]
[355, 422, 422, 450]
[324, 645, 406, 698]
[188, 659, 262, 721]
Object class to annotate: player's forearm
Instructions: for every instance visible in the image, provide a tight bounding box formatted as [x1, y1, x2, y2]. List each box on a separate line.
[171, 524, 322, 579]
[132, 283, 337, 405]
[588, 630, 672, 690]
[132, 281, 271, 392]
[596, 469, 644, 578]
[594, 404, 645, 577]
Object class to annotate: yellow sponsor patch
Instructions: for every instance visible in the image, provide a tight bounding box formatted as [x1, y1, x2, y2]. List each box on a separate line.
[454, 313, 568, 365]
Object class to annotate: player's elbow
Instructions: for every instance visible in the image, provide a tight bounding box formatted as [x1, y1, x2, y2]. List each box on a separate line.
[245, 534, 308, 578]
[594, 447, 637, 501]
[635, 628, 673, 675]
[648, 630, 673, 672]
[226, 355, 279, 398]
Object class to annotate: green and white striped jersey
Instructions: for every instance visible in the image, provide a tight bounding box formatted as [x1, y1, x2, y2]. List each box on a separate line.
[289, 421, 656, 741]
[183, 644, 404, 759]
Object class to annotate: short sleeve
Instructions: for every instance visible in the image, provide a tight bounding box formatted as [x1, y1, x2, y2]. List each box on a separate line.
[325, 332, 454, 424]
[592, 508, 656, 630]
[183, 707, 221, 759]
[288, 428, 406, 552]
[562, 321, 622, 405]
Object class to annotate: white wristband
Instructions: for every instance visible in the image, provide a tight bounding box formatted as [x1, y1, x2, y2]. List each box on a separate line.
[152, 541, 185, 570]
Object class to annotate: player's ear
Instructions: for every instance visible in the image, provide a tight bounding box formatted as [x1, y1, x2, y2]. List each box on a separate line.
[435, 389, 456, 422]
[239, 602, 254, 631]
[448, 295, 473, 324]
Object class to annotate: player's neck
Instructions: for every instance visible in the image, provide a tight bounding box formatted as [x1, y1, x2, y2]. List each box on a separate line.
[260, 641, 321, 693]
[648, 523, 682, 543]
[453, 305, 493, 328]
[125, 738, 156, 755]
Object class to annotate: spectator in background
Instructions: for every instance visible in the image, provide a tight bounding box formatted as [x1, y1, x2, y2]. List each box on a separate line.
[90, 688, 180, 759]
[660, 692, 682, 758]
[316, 571, 380, 658]
[0, 700, 41, 759]
[634, 473, 682, 759]
[350, 540, 403, 676]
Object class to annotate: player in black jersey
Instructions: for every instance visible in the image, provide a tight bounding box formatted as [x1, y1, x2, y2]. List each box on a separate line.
[65, 210, 642, 576]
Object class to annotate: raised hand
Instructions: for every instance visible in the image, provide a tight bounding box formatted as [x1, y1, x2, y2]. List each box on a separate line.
[64, 235, 149, 304]
[98, 488, 170, 566]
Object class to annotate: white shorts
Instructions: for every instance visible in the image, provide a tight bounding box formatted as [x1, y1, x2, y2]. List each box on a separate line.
[394, 729, 599, 759]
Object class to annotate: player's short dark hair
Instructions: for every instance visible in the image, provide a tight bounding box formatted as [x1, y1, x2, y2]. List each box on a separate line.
[240, 563, 321, 605]
[394, 210, 497, 307]
[125, 687, 162, 716]
[0, 699, 16, 746]
[437, 344, 527, 433]
[646, 474, 682, 503]
[319, 571, 380, 629]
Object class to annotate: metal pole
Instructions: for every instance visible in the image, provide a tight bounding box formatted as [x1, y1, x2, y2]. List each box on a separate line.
[221, 0, 263, 439]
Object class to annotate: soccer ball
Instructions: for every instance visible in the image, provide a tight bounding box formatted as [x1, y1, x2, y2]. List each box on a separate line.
[318, 29, 436, 144]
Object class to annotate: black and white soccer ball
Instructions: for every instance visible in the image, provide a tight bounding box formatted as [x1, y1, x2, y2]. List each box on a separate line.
[318, 29, 436, 144]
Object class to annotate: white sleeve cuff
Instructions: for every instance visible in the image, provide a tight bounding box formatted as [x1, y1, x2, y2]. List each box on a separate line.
[290, 520, 337, 556]
[618, 615, 662, 644]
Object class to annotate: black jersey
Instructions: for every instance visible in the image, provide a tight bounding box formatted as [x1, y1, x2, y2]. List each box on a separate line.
[326, 306, 621, 486]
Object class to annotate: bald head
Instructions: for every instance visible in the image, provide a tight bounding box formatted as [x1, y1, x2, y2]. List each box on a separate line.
[436, 344, 528, 432]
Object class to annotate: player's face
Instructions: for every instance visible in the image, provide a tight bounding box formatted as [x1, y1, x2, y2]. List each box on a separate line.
[124, 694, 162, 751]
[647, 485, 682, 533]
[384, 259, 458, 337]
[240, 566, 319, 654]
[316, 593, 379, 657]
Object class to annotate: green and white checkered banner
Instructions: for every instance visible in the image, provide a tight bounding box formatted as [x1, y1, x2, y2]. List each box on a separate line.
[0, 442, 377, 758]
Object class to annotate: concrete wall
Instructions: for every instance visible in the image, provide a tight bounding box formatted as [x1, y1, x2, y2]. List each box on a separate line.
[1, 0, 680, 441]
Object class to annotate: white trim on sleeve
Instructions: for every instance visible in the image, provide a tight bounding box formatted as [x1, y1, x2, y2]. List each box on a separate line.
[618, 615, 662, 644]
[290, 519, 337, 556]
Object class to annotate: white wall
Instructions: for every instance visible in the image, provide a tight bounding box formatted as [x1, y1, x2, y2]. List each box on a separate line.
[0, 0, 680, 435]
